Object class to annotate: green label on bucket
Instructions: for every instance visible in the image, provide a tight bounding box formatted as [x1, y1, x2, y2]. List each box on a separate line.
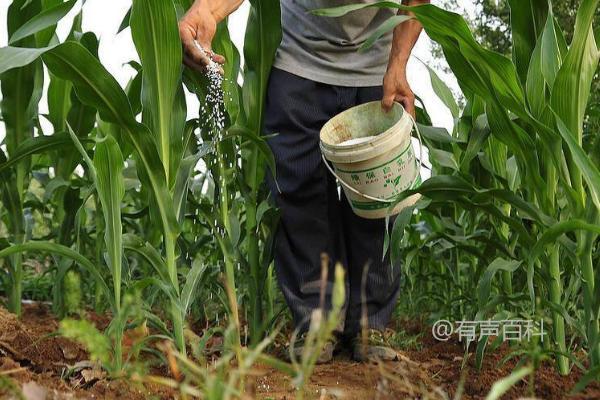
[335, 144, 418, 201]
[350, 174, 422, 210]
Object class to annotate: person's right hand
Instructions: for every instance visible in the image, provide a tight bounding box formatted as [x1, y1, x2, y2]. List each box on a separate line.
[179, 6, 225, 72]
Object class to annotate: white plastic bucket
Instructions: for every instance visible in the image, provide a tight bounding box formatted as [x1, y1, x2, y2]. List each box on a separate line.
[320, 102, 422, 219]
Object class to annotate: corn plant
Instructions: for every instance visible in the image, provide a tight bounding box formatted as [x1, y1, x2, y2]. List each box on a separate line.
[0, 0, 284, 369]
[179, 0, 282, 348]
[317, 0, 600, 377]
[0, 0, 210, 357]
[0, 0, 57, 316]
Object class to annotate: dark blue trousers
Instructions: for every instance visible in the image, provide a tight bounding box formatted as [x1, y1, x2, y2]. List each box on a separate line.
[264, 68, 401, 337]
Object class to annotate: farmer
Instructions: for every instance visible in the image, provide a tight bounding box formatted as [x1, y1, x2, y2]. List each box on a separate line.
[179, 0, 428, 363]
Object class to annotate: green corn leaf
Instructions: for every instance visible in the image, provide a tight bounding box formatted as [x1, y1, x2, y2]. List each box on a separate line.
[475, 333, 488, 371]
[506, 0, 548, 84]
[47, 73, 72, 131]
[477, 258, 522, 307]
[214, 21, 241, 122]
[422, 61, 460, 119]
[0, 241, 112, 310]
[93, 134, 125, 308]
[122, 234, 169, 283]
[118, 7, 131, 34]
[525, 29, 546, 118]
[408, 5, 527, 120]
[9, 0, 77, 44]
[173, 153, 201, 222]
[417, 124, 458, 144]
[228, 125, 277, 182]
[430, 149, 458, 170]
[311, 1, 400, 17]
[0, 133, 93, 174]
[528, 219, 600, 267]
[40, 41, 178, 236]
[359, 15, 412, 52]
[460, 114, 490, 169]
[540, 10, 563, 90]
[130, 0, 183, 185]
[555, 115, 600, 210]
[180, 260, 208, 315]
[550, 0, 600, 140]
[389, 200, 430, 266]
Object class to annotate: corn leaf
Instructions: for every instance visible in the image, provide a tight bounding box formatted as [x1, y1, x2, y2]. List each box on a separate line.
[525, 29, 546, 118]
[241, 0, 281, 144]
[37, 41, 179, 236]
[506, 0, 548, 84]
[540, 11, 563, 90]
[478, 258, 522, 306]
[529, 220, 600, 267]
[123, 234, 169, 283]
[130, 0, 183, 185]
[359, 15, 412, 52]
[93, 134, 125, 307]
[0, 46, 56, 75]
[9, 0, 77, 44]
[555, 116, 600, 210]
[0, 241, 112, 310]
[181, 261, 208, 315]
[0, 133, 93, 174]
[550, 0, 600, 139]
[484, 367, 532, 400]
[311, 1, 400, 17]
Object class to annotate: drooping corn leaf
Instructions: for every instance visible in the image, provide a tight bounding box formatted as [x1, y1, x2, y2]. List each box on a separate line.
[0, 241, 112, 310]
[477, 258, 522, 307]
[123, 234, 169, 283]
[0, 133, 93, 174]
[359, 15, 412, 52]
[311, 1, 400, 17]
[0, 45, 55, 75]
[555, 116, 600, 210]
[528, 219, 600, 268]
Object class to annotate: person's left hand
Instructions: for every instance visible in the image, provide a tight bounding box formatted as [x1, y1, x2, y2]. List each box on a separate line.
[382, 62, 416, 118]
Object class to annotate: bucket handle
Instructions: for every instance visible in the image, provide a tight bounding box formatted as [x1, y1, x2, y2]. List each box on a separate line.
[322, 110, 424, 204]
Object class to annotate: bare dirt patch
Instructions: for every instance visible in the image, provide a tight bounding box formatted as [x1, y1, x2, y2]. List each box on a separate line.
[2, 305, 599, 399]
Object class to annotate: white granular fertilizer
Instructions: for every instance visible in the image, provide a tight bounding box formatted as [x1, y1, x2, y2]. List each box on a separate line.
[337, 136, 377, 146]
[195, 42, 226, 135]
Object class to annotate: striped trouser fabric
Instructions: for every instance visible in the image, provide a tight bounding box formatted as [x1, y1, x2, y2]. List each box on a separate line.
[264, 68, 401, 337]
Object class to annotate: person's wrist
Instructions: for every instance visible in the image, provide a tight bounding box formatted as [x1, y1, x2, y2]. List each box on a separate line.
[211, 0, 243, 23]
[386, 56, 408, 74]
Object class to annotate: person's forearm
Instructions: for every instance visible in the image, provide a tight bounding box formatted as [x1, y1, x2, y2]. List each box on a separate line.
[388, 0, 429, 68]
[188, 0, 244, 22]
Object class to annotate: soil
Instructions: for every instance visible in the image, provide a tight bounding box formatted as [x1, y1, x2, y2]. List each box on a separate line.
[1, 304, 599, 399]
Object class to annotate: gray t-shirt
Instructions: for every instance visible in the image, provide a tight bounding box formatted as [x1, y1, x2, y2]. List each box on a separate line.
[273, 0, 400, 87]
